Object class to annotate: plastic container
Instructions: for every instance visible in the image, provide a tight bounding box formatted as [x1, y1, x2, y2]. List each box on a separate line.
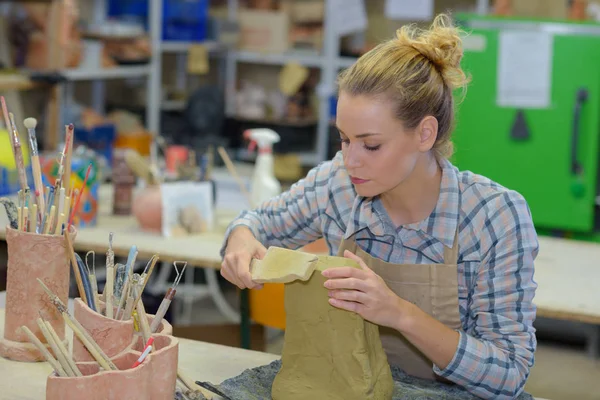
[162, 0, 209, 42]
[74, 124, 117, 166]
[244, 128, 282, 207]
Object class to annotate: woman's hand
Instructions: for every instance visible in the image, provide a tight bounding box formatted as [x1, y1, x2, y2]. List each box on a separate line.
[322, 250, 410, 329]
[221, 227, 267, 290]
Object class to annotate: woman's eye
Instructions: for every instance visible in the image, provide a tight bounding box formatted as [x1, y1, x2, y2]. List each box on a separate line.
[364, 144, 381, 151]
[339, 137, 350, 145]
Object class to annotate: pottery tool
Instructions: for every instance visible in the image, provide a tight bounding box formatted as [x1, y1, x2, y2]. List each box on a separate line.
[64, 124, 74, 194]
[150, 261, 187, 333]
[43, 205, 56, 234]
[56, 187, 65, 218]
[134, 289, 152, 344]
[36, 317, 76, 377]
[42, 186, 55, 230]
[125, 245, 139, 278]
[119, 271, 137, 320]
[37, 278, 118, 371]
[115, 272, 131, 319]
[30, 204, 37, 232]
[9, 113, 29, 193]
[20, 325, 67, 377]
[0, 198, 18, 229]
[24, 117, 45, 214]
[23, 206, 28, 232]
[86, 251, 101, 311]
[68, 163, 92, 230]
[217, 146, 253, 207]
[65, 229, 88, 305]
[178, 370, 214, 400]
[121, 286, 136, 321]
[104, 232, 115, 316]
[132, 255, 159, 313]
[54, 213, 65, 235]
[43, 318, 81, 377]
[113, 263, 127, 300]
[17, 202, 22, 231]
[131, 337, 155, 368]
[75, 253, 95, 311]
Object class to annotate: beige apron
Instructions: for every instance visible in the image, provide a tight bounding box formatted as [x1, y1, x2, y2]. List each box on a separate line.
[337, 228, 461, 381]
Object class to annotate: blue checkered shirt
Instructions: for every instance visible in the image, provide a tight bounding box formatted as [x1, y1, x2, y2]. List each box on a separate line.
[222, 152, 538, 399]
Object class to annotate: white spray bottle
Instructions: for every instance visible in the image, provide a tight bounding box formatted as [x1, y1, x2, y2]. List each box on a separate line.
[244, 128, 281, 207]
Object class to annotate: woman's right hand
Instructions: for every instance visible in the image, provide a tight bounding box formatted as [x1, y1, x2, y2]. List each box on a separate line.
[221, 226, 267, 289]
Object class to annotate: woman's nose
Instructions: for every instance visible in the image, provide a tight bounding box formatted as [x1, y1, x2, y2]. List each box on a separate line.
[343, 145, 362, 168]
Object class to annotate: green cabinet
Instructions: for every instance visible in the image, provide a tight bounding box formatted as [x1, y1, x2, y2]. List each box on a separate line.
[453, 15, 600, 235]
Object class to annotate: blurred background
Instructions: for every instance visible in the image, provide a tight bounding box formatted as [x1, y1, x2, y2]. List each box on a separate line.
[0, 1, 599, 399]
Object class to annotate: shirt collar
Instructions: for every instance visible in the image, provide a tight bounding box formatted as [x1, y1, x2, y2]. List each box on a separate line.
[344, 158, 460, 249]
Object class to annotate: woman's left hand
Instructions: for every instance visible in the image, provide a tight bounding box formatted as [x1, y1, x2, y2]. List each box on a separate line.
[322, 250, 410, 329]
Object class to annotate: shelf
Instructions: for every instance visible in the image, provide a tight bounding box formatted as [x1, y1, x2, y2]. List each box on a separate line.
[160, 40, 224, 53]
[161, 100, 186, 111]
[60, 65, 151, 81]
[236, 148, 320, 166]
[233, 115, 318, 127]
[233, 50, 324, 68]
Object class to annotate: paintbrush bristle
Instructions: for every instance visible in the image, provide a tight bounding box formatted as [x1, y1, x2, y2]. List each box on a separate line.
[24, 118, 37, 129]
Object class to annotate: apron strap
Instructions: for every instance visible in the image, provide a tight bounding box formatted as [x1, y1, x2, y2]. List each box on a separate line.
[442, 227, 460, 265]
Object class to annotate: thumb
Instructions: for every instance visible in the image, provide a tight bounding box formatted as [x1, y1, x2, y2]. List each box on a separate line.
[255, 243, 268, 260]
[344, 250, 371, 271]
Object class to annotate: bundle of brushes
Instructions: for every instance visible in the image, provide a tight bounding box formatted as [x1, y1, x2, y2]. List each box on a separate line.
[0, 95, 91, 236]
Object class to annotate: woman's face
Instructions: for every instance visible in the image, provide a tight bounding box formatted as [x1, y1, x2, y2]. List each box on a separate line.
[336, 92, 430, 197]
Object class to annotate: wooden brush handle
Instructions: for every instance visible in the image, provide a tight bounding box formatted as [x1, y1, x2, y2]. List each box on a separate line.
[31, 155, 45, 213]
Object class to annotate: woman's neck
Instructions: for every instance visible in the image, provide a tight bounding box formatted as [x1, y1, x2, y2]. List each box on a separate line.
[380, 153, 442, 227]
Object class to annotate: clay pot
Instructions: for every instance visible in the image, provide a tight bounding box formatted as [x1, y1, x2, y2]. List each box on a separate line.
[46, 335, 179, 400]
[46, 351, 153, 400]
[132, 185, 162, 233]
[0, 226, 76, 362]
[72, 298, 135, 362]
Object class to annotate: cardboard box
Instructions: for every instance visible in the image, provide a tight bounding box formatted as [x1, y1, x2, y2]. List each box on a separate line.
[291, 0, 324, 23]
[512, 0, 568, 19]
[238, 9, 290, 53]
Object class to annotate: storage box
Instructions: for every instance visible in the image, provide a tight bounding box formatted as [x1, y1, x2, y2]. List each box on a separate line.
[238, 9, 290, 53]
[512, 0, 568, 19]
[290, 0, 324, 23]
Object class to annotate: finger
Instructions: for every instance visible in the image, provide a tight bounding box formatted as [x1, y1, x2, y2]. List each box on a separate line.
[323, 277, 368, 292]
[221, 265, 244, 289]
[343, 250, 372, 271]
[322, 266, 367, 279]
[328, 289, 368, 304]
[328, 298, 363, 314]
[255, 244, 268, 260]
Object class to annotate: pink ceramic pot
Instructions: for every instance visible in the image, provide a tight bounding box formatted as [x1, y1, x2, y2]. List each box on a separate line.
[132, 185, 162, 233]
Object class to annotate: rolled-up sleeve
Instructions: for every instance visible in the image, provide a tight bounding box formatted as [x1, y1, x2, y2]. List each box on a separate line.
[434, 190, 538, 399]
[220, 156, 340, 257]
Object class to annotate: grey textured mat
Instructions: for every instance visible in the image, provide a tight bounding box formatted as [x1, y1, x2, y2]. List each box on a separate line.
[197, 359, 534, 400]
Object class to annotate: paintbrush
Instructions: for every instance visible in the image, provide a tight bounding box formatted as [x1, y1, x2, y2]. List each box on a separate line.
[0, 97, 15, 160]
[63, 124, 74, 194]
[9, 113, 29, 193]
[23, 118, 45, 215]
[37, 278, 117, 371]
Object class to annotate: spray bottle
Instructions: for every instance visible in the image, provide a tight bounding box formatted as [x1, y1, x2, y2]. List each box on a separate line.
[244, 128, 281, 207]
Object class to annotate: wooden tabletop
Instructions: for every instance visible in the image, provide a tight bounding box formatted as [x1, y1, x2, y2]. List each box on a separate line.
[0, 309, 279, 400]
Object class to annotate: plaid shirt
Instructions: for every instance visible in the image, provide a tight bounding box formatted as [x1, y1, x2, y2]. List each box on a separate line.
[222, 152, 538, 399]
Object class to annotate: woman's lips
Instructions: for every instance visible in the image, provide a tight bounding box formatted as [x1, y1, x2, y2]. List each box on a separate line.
[350, 176, 370, 184]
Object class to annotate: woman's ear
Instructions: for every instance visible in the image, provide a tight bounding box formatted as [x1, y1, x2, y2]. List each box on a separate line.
[417, 116, 439, 152]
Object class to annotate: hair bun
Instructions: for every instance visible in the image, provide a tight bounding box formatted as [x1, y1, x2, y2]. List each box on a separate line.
[395, 14, 468, 90]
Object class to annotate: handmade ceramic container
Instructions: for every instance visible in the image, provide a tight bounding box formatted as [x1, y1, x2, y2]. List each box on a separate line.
[0, 226, 75, 362]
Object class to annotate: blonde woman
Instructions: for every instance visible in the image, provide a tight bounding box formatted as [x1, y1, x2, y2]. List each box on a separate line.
[221, 14, 537, 400]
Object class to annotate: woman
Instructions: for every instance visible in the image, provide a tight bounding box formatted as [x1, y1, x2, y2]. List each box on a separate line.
[220, 14, 537, 400]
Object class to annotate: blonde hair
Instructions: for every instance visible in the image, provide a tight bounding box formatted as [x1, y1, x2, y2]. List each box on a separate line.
[337, 14, 470, 159]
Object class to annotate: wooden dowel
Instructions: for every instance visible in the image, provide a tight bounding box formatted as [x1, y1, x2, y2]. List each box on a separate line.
[36, 318, 75, 377]
[135, 295, 152, 346]
[65, 229, 87, 304]
[104, 266, 114, 318]
[44, 320, 81, 377]
[21, 325, 67, 377]
[122, 293, 135, 321]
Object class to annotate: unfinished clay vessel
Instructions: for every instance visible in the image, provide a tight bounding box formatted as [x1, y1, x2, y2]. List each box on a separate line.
[46, 351, 153, 400]
[0, 226, 75, 362]
[133, 334, 179, 400]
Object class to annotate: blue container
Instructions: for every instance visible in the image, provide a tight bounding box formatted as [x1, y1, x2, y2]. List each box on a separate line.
[108, 0, 209, 41]
[73, 124, 117, 166]
[163, 0, 209, 41]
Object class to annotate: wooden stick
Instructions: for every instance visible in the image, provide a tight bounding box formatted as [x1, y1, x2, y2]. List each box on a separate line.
[64, 124, 73, 195]
[115, 278, 130, 319]
[37, 279, 117, 371]
[121, 292, 135, 321]
[135, 293, 152, 346]
[21, 325, 67, 377]
[44, 319, 81, 377]
[133, 255, 159, 313]
[17, 206, 22, 231]
[36, 318, 75, 377]
[64, 229, 88, 304]
[44, 205, 56, 234]
[178, 369, 215, 399]
[54, 212, 65, 235]
[104, 266, 114, 318]
[30, 204, 37, 233]
[217, 146, 254, 207]
[89, 274, 100, 312]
